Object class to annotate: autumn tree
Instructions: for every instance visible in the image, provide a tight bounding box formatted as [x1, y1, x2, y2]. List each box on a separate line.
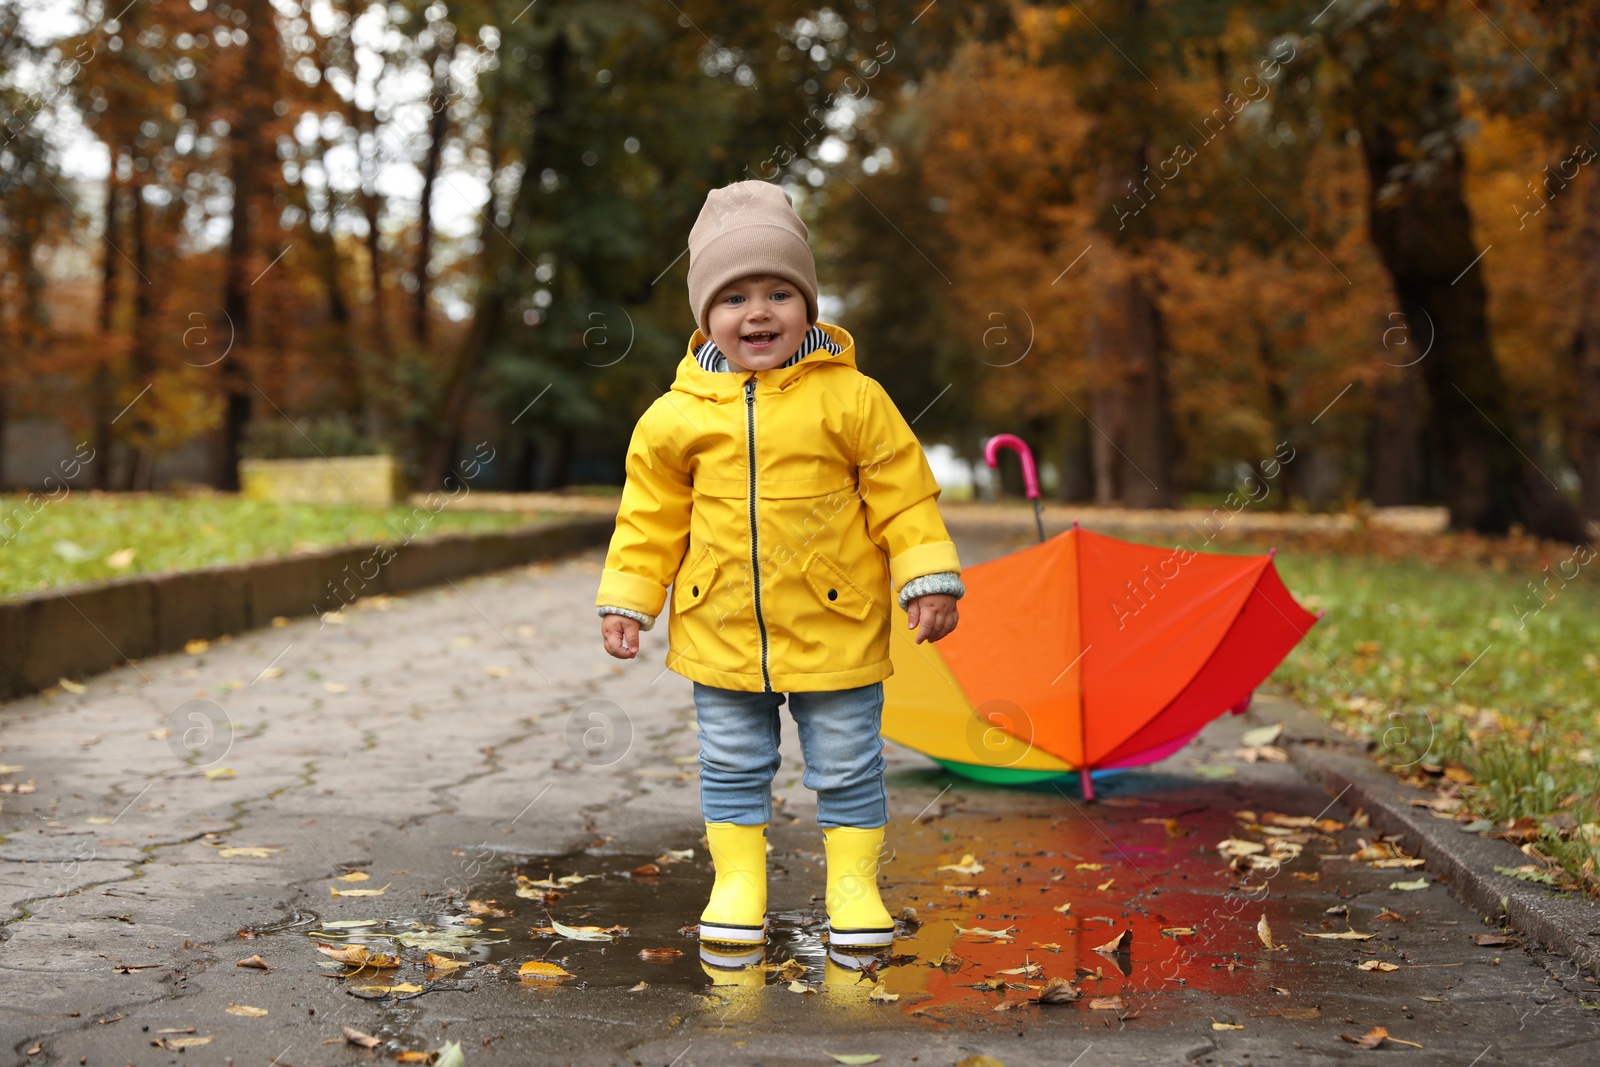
[1319, 0, 1588, 540]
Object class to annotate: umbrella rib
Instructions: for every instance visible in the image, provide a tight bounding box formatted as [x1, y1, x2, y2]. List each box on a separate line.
[1050, 783, 1159, 889]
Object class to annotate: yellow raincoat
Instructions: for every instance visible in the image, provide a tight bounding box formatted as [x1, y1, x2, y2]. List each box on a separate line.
[595, 321, 961, 692]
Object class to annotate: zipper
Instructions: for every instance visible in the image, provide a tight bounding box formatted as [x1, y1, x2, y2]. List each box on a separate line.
[745, 377, 773, 692]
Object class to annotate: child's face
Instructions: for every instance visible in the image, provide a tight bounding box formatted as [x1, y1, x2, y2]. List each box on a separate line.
[706, 274, 810, 372]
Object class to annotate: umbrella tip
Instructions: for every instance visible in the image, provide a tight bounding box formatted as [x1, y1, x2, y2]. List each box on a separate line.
[1072, 519, 1080, 530]
[1268, 546, 1277, 557]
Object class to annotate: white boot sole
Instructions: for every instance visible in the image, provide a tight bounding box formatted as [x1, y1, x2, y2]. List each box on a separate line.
[827, 925, 895, 950]
[698, 919, 768, 946]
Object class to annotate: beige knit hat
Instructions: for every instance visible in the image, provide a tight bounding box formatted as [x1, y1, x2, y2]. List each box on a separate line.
[686, 180, 819, 336]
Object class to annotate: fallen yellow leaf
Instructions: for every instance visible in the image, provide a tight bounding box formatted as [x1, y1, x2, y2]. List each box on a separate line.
[937, 853, 985, 876]
[954, 924, 1015, 941]
[425, 953, 468, 973]
[344, 1027, 381, 1048]
[518, 960, 575, 981]
[1093, 929, 1131, 954]
[1299, 928, 1376, 940]
[225, 1005, 268, 1017]
[315, 943, 400, 969]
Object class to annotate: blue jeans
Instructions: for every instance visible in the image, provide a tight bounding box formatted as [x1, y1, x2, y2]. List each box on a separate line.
[693, 680, 887, 829]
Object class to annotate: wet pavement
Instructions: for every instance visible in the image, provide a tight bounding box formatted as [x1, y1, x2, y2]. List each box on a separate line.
[3, 536, 1598, 1066]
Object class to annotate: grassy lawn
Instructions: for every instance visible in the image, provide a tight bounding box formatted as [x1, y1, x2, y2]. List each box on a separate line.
[1269, 549, 1600, 894]
[0, 492, 552, 599]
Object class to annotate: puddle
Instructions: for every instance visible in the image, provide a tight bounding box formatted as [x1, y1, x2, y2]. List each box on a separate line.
[248, 790, 1380, 1028]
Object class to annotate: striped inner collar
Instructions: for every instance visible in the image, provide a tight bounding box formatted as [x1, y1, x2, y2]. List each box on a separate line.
[695, 324, 842, 372]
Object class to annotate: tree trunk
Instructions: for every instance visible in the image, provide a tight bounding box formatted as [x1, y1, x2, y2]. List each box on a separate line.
[549, 427, 575, 490]
[354, 102, 390, 359]
[419, 31, 567, 490]
[1087, 257, 1173, 508]
[293, 156, 364, 421]
[1085, 297, 1124, 506]
[1567, 142, 1600, 522]
[1333, 3, 1588, 542]
[92, 163, 122, 491]
[123, 182, 157, 491]
[415, 40, 449, 346]
[216, 0, 272, 490]
[1365, 363, 1426, 506]
[1057, 412, 1095, 504]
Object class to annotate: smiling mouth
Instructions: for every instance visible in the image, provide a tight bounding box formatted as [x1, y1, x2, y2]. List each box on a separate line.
[741, 331, 780, 348]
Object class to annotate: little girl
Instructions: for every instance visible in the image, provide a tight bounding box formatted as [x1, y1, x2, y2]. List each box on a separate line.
[595, 180, 963, 965]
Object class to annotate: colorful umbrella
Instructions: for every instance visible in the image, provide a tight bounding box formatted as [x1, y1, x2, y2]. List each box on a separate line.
[882, 436, 1319, 797]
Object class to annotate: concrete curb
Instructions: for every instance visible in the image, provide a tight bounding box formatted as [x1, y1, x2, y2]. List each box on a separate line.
[1250, 694, 1600, 975]
[0, 516, 614, 702]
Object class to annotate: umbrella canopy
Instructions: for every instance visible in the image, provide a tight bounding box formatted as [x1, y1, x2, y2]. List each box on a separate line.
[882, 527, 1318, 795]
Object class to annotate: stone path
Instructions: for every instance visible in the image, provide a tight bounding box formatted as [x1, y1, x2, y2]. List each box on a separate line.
[2, 540, 1595, 1066]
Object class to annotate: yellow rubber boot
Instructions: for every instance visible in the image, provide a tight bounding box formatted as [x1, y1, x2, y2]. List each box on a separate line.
[823, 825, 895, 951]
[699, 822, 768, 946]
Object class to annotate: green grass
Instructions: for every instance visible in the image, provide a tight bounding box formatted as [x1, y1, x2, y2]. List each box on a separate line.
[1268, 551, 1600, 892]
[0, 492, 551, 599]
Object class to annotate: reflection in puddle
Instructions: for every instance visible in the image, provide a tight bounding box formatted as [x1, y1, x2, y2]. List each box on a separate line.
[249, 789, 1373, 1031]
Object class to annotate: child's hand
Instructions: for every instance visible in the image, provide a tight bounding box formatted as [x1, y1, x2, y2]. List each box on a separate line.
[906, 593, 959, 644]
[601, 615, 641, 659]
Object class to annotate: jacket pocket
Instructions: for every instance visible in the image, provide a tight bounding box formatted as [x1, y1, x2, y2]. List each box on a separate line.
[802, 550, 875, 621]
[674, 544, 720, 614]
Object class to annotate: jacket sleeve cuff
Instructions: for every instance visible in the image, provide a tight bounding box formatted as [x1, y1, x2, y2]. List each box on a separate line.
[597, 605, 656, 631]
[595, 567, 670, 617]
[888, 540, 962, 595]
[898, 571, 965, 609]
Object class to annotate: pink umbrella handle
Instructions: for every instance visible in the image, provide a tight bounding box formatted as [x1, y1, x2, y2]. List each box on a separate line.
[984, 434, 1040, 499]
[985, 434, 1047, 543]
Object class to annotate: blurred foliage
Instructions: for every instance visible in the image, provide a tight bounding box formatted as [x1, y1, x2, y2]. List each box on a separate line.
[1, 0, 1596, 515]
